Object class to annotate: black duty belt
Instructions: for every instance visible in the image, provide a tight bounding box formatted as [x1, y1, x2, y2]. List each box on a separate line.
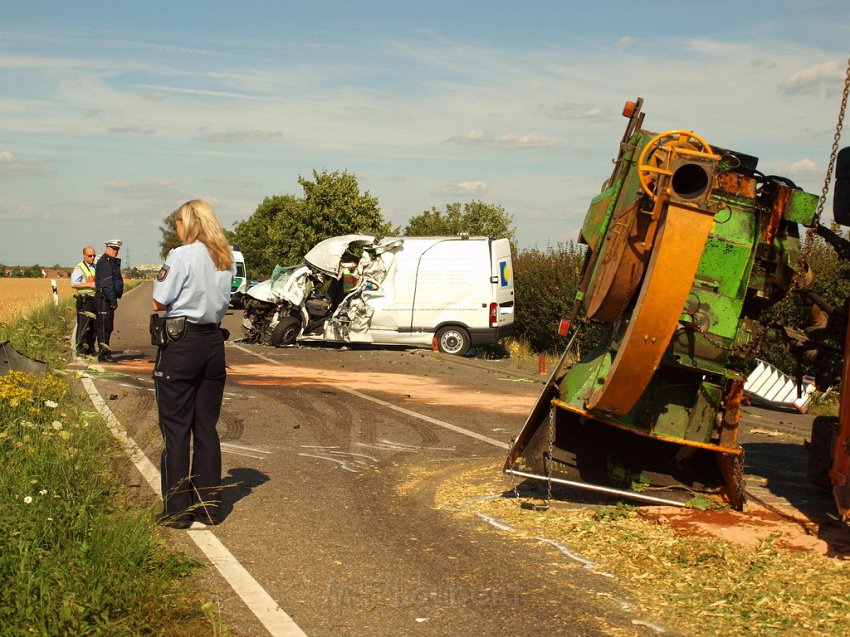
[186, 322, 219, 332]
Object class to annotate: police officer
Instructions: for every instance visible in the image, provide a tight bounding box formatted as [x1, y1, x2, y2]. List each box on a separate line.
[152, 200, 235, 529]
[94, 239, 124, 362]
[70, 245, 97, 356]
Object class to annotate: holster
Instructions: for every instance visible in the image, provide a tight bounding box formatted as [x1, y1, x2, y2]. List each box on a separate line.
[150, 314, 168, 347]
[165, 316, 187, 342]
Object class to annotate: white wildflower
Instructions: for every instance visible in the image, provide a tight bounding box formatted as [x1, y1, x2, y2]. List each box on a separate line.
[44, 400, 58, 409]
[51, 421, 63, 430]
[39, 489, 47, 496]
[23, 496, 33, 504]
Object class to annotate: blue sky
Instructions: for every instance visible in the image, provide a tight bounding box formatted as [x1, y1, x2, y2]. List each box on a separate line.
[1, 1, 849, 267]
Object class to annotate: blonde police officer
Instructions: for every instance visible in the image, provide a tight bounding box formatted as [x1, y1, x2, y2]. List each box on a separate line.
[152, 200, 235, 529]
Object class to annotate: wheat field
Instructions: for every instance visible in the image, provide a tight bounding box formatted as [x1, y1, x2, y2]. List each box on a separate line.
[0, 278, 75, 323]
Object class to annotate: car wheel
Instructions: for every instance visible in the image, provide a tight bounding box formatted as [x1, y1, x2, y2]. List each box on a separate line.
[270, 317, 301, 347]
[436, 326, 470, 356]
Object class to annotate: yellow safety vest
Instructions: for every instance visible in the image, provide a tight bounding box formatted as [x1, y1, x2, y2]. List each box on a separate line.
[75, 261, 96, 296]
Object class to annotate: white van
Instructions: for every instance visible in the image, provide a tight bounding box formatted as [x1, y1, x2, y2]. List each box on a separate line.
[242, 234, 514, 355]
[230, 246, 248, 307]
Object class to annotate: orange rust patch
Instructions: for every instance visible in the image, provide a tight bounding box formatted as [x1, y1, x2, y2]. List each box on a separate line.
[227, 361, 534, 416]
[237, 379, 316, 386]
[108, 359, 155, 373]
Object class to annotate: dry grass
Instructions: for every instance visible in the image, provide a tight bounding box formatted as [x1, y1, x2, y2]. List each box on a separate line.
[435, 463, 850, 637]
[0, 279, 75, 323]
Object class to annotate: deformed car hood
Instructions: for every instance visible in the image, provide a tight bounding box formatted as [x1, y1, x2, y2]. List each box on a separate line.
[304, 234, 377, 277]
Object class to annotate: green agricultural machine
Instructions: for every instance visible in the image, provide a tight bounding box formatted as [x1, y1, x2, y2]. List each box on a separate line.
[506, 98, 819, 509]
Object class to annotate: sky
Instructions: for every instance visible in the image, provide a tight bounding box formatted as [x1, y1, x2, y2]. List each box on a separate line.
[1, 1, 849, 268]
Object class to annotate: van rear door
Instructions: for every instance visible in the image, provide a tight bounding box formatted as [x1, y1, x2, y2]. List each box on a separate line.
[490, 238, 514, 331]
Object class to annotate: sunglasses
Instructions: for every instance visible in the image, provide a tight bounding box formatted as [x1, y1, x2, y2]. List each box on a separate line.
[85, 253, 96, 257]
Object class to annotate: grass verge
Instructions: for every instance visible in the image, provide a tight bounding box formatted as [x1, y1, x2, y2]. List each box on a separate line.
[0, 300, 224, 636]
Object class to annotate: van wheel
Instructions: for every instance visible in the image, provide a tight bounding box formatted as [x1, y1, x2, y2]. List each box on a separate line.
[436, 326, 470, 356]
[271, 317, 301, 347]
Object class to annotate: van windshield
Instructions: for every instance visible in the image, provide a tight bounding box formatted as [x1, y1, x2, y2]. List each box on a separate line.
[236, 262, 246, 277]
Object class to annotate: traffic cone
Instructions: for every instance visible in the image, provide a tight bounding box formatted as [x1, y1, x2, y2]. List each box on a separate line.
[432, 336, 439, 352]
[538, 354, 547, 375]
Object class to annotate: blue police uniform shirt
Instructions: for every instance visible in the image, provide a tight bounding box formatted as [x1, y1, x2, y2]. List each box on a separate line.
[153, 242, 236, 324]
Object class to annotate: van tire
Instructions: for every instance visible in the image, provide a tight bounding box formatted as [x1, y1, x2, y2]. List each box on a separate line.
[271, 317, 300, 347]
[436, 326, 470, 356]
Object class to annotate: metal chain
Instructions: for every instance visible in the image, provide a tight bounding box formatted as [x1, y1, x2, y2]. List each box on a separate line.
[774, 54, 850, 360]
[813, 53, 850, 227]
[544, 406, 555, 507]
[679, 311, 740, 353]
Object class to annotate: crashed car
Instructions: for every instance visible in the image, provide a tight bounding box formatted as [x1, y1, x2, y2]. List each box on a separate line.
[241, 234, 515, 355]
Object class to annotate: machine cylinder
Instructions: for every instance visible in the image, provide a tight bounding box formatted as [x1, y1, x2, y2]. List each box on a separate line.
[671, 162, 711, 200]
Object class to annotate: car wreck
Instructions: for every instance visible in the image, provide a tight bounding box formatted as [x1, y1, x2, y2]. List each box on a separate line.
[241, 234, 515, 355]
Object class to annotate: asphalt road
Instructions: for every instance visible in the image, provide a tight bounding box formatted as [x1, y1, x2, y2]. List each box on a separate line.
[82, 282, 686, 637]
[80, 281, 845, 636]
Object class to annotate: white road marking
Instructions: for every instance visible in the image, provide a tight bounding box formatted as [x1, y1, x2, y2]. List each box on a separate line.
[328, 450, 379, 462]
[80, 376, 308, 637]
[81, 376, 161, 496]
[354, 442, 418, 453]
[474, 512, 515, 531]
[378, 438, 456, 452]
[346, 391, 510, 449]
[298, 453, 361, 473]
[232, 343, 510, 450]
[222, 442, 272, 454]
[221, 448, 268, 459]
[221, 442, 272, 458]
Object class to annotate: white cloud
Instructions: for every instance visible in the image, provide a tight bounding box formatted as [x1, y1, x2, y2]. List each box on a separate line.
[107, 126, 157, 136]
[447, 129, 560, 150]
[194, 129, 283, 143]
[550, 102, 605, 120]
[456, 180, 488, 194]
[0, 152, 55, 177]
[786, 158, 819, 175]
[779, 60, 845, 95]
[102, 179, 182, 200]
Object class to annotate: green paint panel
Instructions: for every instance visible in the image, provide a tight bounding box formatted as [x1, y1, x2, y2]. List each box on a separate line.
[784, 190, 819, 226]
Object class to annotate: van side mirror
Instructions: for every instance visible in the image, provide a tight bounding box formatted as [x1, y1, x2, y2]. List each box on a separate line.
[835, 146, 850, 225]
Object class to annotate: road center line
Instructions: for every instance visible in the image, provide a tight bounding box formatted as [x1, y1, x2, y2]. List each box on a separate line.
[231, 343, 510, 450]
[80, 375, 307, 637]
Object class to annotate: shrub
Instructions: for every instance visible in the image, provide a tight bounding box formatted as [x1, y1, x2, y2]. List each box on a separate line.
[512, 241, 591, 353]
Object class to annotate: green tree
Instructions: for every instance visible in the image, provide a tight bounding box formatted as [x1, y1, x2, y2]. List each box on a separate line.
[158, 210, 181, 259]
[404, 201, 516, 243]
[231, 169, 393, 278]
[232, 194, 301, 278]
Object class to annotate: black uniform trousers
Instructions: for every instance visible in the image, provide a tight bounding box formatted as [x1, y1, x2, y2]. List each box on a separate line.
[95, 295, 116, 352]
[75, 295, 97, 355]
[153, 326, 226, 518]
